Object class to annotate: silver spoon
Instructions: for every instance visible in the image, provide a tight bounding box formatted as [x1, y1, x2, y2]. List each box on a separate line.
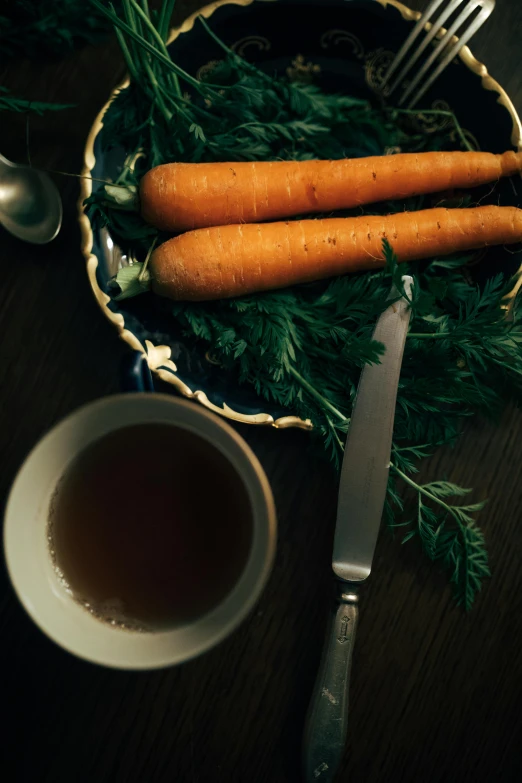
[0, 153, 62, 244]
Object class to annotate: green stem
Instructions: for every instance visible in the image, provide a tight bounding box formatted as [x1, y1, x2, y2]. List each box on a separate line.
[90, 0, 218, 96]
[130, 0, 172, 53]
[231, 121, 280, 135]
[114, 26, 140, 84]
[407, 332, 447, 339]
[115, 147, 145, 185]
[129, 0, 181, 97]
[177, 94, 218, 123]
[327, 416, 345, 450]
[488, 354, 522, 376]
[198, 15, 272, 82]
[139, 236, 158, 282]
[44, 169, 130, 187]
[143, 59, 172, 122]
[391, 464, 459, 518]
[120, 0, 142, 78]
[158, 0, 177, 41]
[393, 443, 431, 454]
[198, 15, 239, 58]
[157, 83, 190, 120]
[391, 108, 473, 152]
[121, 0, 171, 121]
[288, 366, 348, 423]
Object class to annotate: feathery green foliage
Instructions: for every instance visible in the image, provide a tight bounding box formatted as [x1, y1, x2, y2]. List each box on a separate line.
[0, 86, 74, 115]
[85, 0, 522, 608]
[0, 0, 121, 62]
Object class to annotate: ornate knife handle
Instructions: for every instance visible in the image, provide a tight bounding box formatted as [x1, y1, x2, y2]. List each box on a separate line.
[303, 584, 359, 782]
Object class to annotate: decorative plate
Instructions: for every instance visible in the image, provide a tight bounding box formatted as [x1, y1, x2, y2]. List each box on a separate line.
[79, 0, 522, 429]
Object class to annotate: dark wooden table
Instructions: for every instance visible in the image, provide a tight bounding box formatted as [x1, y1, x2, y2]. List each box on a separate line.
[1, 2, 522, 781]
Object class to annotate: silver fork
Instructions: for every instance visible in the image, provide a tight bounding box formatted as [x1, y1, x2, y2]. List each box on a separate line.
[382, 0, 495, 109]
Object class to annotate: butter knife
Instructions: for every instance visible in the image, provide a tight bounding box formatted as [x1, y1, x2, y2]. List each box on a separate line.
[303, 276, 414, 782]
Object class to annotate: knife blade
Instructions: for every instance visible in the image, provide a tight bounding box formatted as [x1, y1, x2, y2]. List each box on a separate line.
[333, 275, 414, 582]
[303, 276, 413, 783]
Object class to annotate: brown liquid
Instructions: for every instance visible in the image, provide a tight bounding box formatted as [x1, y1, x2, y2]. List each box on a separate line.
[49, 424, 253, 630]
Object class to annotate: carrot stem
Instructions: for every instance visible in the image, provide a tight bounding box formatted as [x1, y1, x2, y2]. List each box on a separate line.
[124, 0, 172, 121]
[130, 0, 182, 98]
[120, 0, 141, 80]
[143, 62, 172, 122]
[157, 82, 194, 122]
[288, 366, 348, 423]
[158, 0, 177, 41]
[197, 16, 234, 56]
[198, 15, 271, 82]
[45, 169, 131, 188]
[391, 464, 465, 517]
[91, 0, 217, 97]
[114, 26, 140, 84]
[139, 236, 158, 283]
[391, 108, 473, 152]
[407, 331, 502, 340]
[327, 417, 346, 450]
[407, 332, 444, 338]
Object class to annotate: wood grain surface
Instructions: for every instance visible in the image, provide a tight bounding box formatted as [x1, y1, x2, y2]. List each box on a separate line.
[1, 1, 522, 781]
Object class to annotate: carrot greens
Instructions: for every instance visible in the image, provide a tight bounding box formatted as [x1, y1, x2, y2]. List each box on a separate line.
[86, 0, 522, 609]
[0, 86, 74, 115]
[0, 0, 120, 62]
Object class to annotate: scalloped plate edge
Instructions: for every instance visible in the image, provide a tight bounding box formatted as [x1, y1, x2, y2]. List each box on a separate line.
[78, 0, 521, 430]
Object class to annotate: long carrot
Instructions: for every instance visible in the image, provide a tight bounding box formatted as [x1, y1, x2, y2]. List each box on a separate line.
[148, 205, 522, 301]
[140, 151, 522, 232]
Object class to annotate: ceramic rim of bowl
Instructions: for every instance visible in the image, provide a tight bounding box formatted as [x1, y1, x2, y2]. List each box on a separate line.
[3, 393, 277, 669]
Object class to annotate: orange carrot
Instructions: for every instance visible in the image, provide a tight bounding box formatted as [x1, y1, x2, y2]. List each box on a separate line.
[140, 151, 522, 232]
[148, 205, 522, 301]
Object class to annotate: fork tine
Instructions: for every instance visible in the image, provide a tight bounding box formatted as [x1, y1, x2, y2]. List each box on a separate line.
[405, 5, 494, 108]
[399, 0, 479, 106]
[381, 0, 446, 89]
[386, 0, 466, 97]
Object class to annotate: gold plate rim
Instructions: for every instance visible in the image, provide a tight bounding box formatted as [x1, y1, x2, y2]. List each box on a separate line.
[78, 0, 522, 430]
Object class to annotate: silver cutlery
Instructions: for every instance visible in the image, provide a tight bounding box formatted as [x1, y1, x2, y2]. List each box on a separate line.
[0, 153, 62, 244]
[382, 0, 495, 109]
[303, 276, 414, 783]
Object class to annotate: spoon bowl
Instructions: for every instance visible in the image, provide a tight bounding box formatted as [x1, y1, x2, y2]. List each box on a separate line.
[0, 153, 62, 244]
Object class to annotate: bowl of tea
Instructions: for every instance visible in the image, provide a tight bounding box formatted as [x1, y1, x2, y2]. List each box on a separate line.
[4, 393, 276, 669]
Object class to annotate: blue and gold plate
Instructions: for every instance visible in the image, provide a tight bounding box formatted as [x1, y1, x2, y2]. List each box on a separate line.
[79, 0, 522, 428]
